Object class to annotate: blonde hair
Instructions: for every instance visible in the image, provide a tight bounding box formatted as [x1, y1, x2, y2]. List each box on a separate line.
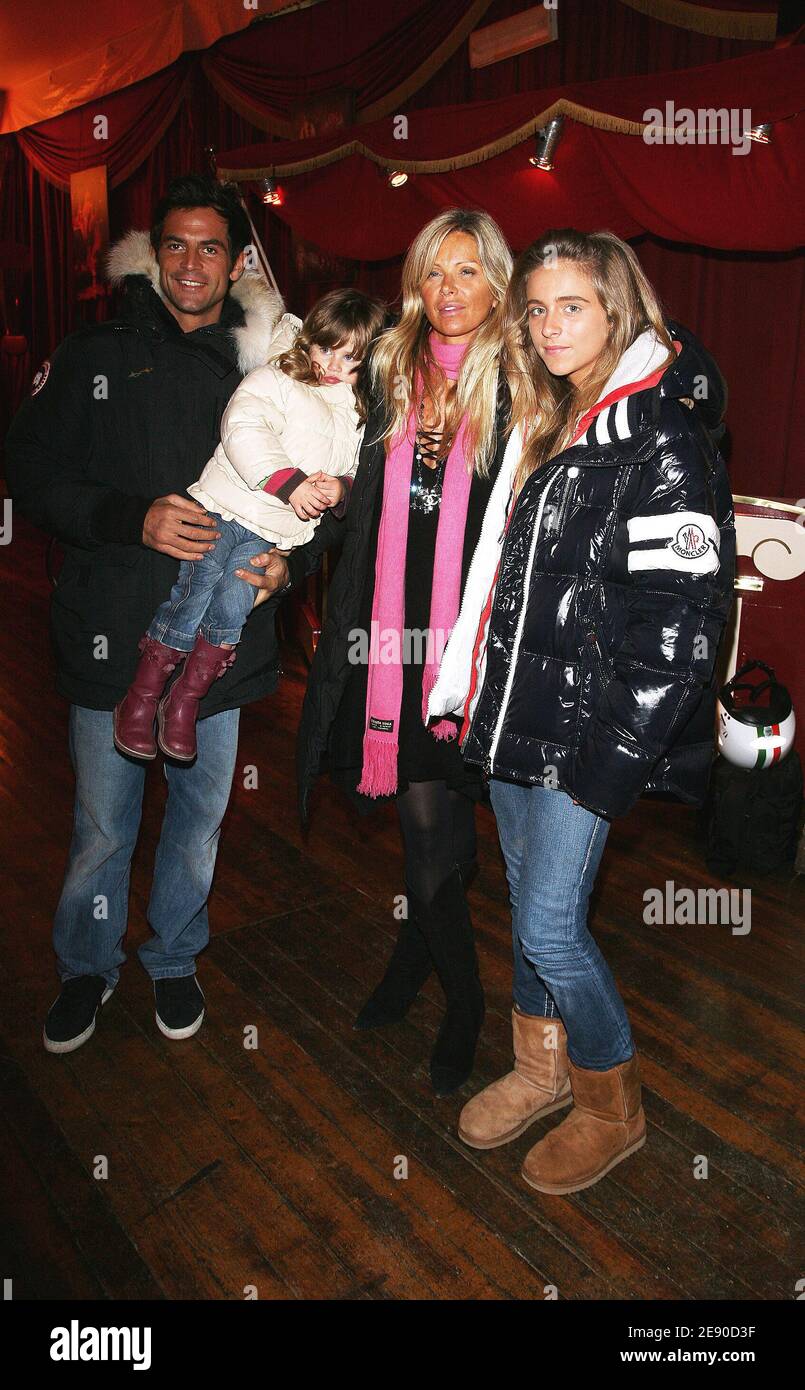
[370, 209, 512, 476]
[503, 229, 676, 494]
[273, 288, 386, 424]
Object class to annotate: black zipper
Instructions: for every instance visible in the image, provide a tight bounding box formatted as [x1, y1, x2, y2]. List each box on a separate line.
[555, 469, 577, 534]
[585, 630, 608, 683]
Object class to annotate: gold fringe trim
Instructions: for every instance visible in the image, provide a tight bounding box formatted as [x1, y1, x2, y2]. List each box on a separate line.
[358, 0, 495, 125]
[618, 0, 778, 42]
[218, 99, 654, 180]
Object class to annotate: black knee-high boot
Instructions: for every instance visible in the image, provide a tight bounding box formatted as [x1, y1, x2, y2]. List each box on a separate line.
[353, 900, 432, 1030]
[410, 863, 485, 1097]
[354, 858, 479, 1032]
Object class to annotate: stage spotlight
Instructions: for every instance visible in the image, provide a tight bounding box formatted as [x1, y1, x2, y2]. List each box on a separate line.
[528, 116, 564, 171]
[746, 123, 772, 144]
[260, 177, 283, 205]
[388, 169, 408, 187]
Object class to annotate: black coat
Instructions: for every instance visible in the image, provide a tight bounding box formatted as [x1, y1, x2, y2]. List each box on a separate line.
[461, 322, 737, 819]
[6, 265, 287, 716]
[292, 380, 512, 821]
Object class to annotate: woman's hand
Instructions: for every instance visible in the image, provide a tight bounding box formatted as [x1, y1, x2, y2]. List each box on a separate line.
[236, 548, 291, 607]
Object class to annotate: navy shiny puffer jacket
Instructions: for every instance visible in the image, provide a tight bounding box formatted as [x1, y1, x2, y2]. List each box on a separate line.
[460, 322, 736, 819]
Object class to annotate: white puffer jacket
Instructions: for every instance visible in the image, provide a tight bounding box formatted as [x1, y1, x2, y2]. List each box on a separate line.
[189, 314, 364, 546]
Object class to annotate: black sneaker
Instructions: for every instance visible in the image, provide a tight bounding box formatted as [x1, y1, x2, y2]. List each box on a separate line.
[43, 975, 115, 1054]
[154, 976, 205, 1039]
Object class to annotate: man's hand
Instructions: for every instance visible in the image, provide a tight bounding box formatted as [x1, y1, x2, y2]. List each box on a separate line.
[288, 471, 331, 520]
[143, 494, 221, 560]
[236, 548, 291, 607]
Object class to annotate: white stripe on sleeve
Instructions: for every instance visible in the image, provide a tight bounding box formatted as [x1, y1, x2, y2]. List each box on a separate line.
[593, 410, 610, 445]
[613, 397, 631, 441]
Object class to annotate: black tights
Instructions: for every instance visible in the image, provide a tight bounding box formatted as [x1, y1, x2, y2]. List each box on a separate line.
[395, 779, 477, 906]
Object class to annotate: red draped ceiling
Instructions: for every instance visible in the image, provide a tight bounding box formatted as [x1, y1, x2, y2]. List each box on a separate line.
[5, 0, 498, 188]
[202, 0, 495, 135]
[0, 0, 495, 136]
[1, 0, 802, 496]
[218, 46, 805, 256]
[0, 0, 778, 134]
[5, 0, 787, 193]
[620, 0, 778, 40]
[16, 60, 194, 191]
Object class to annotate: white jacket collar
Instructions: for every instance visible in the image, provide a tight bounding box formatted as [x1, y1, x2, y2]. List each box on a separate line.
[105, 229, 286, 375]
[591, 328, 672, 406]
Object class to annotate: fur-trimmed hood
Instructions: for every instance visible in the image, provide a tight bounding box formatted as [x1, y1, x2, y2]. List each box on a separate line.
[106, 229, 291, 375]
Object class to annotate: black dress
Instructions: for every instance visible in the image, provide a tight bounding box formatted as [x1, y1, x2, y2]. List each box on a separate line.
[328, 440, 485, 808]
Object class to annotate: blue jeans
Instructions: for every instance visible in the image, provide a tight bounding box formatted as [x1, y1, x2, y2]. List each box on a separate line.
[148, 515, 273, 651]
[53, 705, 240, 985]
[489, 778, 634, 1069]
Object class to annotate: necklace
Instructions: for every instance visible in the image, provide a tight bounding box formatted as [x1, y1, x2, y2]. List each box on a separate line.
[410, 386, 453, 512]
[410, 451, 446, 514]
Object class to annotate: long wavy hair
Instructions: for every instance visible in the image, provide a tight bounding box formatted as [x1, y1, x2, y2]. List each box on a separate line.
[370, 209, 512, 476]
[503, 229, 675, 494]
[273, 288, 386, 424]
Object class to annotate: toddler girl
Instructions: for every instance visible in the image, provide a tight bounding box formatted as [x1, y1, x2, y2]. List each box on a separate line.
[113, 288, 385, 761]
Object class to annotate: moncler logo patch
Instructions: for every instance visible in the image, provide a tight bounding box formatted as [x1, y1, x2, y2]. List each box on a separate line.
[626, 510, 720, 575]
[671, 522, 710, 560]
[31, 360, 51, 395]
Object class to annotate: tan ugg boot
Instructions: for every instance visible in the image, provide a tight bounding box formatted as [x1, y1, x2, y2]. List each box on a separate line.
[521, 1050, 646, 1195]
[458, 1008, 572, 1149]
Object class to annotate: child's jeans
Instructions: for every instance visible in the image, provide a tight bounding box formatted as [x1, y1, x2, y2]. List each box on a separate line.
[147, 515, 275, 652]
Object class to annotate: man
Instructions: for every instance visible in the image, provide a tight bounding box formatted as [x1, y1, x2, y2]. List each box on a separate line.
[6, 174, 293, 1053]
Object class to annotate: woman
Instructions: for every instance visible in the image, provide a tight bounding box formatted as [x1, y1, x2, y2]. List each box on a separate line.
[428, 229, 735, 1189]
[295, 209, 513, 1096]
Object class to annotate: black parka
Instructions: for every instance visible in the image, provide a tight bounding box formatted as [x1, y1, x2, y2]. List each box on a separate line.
[459, 322, 736, 819]
[6, 238, 288, 716]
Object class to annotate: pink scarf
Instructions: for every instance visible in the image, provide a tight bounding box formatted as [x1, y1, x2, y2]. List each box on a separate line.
[356, 333, 474, 797]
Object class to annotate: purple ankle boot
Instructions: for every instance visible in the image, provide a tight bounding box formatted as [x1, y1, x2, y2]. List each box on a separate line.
[113, 636, 186, 759]
[157, 635, 236, 761]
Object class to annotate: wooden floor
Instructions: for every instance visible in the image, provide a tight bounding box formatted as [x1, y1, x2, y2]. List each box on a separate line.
[1, 506, 803, 1302]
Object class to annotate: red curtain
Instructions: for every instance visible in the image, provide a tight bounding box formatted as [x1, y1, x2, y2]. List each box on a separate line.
[16, 60, 192, 189]
[633, 237, 805, 498]
[202, 0, 495, 133]
[218, 47, 805, 256]
[410, 0, 774, 104]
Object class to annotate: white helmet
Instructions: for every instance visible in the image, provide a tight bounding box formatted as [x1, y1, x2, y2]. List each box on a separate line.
[717, 661, 796, 770]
